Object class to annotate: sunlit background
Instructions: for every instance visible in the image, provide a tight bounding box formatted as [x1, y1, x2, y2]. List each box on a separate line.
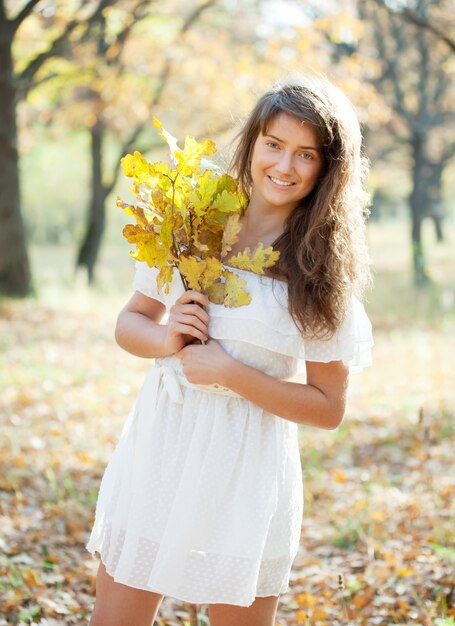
[1, 1, 454, 625]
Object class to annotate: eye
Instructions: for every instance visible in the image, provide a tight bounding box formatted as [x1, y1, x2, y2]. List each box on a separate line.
[299, 152, 314, 160]
[265, 141, 280, 149]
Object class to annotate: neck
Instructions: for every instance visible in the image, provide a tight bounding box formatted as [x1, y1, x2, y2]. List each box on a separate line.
[242, 202, 288, 242]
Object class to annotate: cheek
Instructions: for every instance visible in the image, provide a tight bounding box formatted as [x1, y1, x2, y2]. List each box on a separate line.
[251, 145, 274, 171]
[299, 162, 322, 186]
[250, 154, 262, 175]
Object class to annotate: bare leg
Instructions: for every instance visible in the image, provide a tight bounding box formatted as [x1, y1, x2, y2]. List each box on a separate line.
[208, 595, 280, 626]
[90, 562, 164, 626]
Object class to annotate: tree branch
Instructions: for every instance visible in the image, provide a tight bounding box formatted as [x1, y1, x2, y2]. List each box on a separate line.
[12, 0, 41, 33]
[358, 0, 412, 129]
[402, 8, 455, 53]
[371, 0, 455, 53]
[181, 0, 217, 34]
[107, 0, 217, 192]
[106, 0, 152, 66]
[17, 0, 117, 91]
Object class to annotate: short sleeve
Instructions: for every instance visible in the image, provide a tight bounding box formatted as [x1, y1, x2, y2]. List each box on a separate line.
[132, 261, 167, 304]
[298, 297, 373, 372]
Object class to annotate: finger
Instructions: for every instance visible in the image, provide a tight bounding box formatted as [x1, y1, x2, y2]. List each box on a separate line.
[171, 301, 210, 325]
[173, 313, 208, 335]
[180, 304, 209, 326]
[171, 322, 208, 343]
[178, 290, 210, 308]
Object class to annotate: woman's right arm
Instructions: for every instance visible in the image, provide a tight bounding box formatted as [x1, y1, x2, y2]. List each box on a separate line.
[115, 289, 210, 359]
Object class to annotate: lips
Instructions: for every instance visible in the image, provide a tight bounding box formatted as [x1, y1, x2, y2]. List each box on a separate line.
[268, 175, 295, 188]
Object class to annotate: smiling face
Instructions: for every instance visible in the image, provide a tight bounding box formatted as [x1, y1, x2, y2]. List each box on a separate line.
[249, 113, 324, 217]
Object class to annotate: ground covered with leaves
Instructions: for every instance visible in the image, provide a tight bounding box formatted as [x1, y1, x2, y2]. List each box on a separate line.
[0, 298, 454, 626]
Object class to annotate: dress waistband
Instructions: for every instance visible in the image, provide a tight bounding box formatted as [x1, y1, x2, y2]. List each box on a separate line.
[153, 363, 242, 404]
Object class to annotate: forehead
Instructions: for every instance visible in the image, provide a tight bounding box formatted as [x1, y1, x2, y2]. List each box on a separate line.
[261, 113, 320, 145]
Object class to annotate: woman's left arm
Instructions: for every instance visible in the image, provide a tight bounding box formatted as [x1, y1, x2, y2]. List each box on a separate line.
[177, 339, 349, 430]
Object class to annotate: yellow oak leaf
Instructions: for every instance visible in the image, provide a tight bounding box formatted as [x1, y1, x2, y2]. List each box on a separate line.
[178, 256, 223, 292]
[192, 228, 210, 253]
[188, 170, 219, 217]
[176, 135, 217, 176]
[223, 270, 251, 307]
[167, 185, 186, 216]
[120, 151, 148, 178]
[156, 263, 174, 294]
[221, 214, 242, 258]
[200, 257, 223, 290]
[148, 162, 175, 187]
[227, 243, 280, 274]
[122, 153, 174, 192]
[178, 256, 205, 291]
[159, 215, 174, 249]
[205, 280, 225, 304]
[130, 239, 159, 267]
[122, 224, 153, 244]
[195, 228, 223, 258]
[151, 188, 170, 214]
[118, 201, 149, 227]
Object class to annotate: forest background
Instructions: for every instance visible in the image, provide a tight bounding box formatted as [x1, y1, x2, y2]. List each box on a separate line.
[0, 0, 454, 625]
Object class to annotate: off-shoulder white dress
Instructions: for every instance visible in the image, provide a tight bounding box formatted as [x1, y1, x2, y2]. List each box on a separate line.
[86, 262, 373, 607]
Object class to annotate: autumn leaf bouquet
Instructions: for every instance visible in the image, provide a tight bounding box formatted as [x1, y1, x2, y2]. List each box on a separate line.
[118, 118, 279, 308]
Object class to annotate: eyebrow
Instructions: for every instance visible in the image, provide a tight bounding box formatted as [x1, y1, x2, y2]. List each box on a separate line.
[264, 133, 321, 152]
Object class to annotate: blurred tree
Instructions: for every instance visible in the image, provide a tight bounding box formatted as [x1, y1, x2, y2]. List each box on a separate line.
[395, 2, 455, 53]
[357, 0, 455, 284]
[19, 0, 283, 283]
[75, 1, 216, 282]
[13, 0, 412, 287]
[0, 0, 117, 296]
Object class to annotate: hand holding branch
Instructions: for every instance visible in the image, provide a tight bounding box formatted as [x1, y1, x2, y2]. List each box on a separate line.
[163, 290, 210, 355]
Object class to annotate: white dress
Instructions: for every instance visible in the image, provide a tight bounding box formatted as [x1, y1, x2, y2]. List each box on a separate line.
[86, 262, 373, 607]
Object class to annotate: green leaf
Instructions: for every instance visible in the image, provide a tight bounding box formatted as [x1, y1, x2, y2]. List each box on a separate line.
[211, 189, 241, 213]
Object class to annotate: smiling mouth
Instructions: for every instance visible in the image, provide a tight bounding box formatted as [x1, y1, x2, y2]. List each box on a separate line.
[268, 176, 295, 187]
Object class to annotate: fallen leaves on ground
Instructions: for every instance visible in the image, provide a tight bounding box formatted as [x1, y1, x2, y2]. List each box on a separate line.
[0, 300, 454, 625]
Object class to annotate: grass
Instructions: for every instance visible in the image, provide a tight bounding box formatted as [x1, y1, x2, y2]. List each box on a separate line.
[366, 216, 455, 328]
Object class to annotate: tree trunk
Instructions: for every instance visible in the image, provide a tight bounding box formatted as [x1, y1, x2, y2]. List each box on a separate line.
[76, 120, 109, 283]
[409, 134, 430, 285]
[0, 18, 32, 296]
[432, 215, 444, 243]
[426, 160, 444, 242]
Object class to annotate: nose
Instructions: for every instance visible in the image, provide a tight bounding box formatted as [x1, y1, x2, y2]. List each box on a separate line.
[275, 150, 294, 174]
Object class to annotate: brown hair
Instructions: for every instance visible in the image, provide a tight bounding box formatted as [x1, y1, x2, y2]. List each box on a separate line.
[230, 75, 371, 338]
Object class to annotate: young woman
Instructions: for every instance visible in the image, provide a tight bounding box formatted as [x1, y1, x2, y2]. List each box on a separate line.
[87, 75, 373, 626]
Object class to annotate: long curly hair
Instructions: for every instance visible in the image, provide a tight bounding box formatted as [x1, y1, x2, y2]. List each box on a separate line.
[230, 75, 372, 338]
